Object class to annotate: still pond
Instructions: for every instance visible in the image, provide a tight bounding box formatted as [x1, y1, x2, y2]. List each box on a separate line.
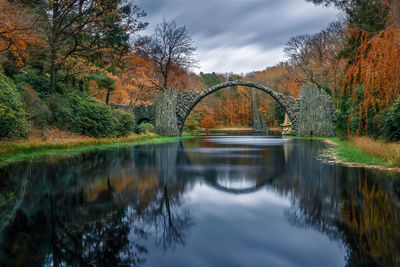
[1, 133, 400, 266]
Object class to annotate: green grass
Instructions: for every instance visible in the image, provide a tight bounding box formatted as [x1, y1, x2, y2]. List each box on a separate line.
[325, 138, 388, 167]
[288, 136, 391, 168]
[0, 135, 191, 166]
[286, 136, 393, 168]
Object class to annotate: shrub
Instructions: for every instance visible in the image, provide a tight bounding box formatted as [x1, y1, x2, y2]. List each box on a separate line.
[134, 122, 154, 134]
[20, 87, 52, 129]
[133, 124, 146, 134]
[14, 69, 49, 97]
[113, 109, 135, 136]
[47, 93, 74, 129]
[140, 122, 154, 133]
[48, 92, 117, 137]
[380, 96, 400, 142]
[184, 113, 199, 132]
[0, 73, 28, 139]
[14, 68, 66, 97]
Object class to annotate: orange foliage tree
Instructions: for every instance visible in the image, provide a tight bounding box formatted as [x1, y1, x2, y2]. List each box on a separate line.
[115, 53, 158, 105]
[0, 0, 40, 66]
[252, 63, 301, 97]
[284, 22, 346, 96]
[200, 117, 216, 133]
[342, 24, 400, 134]
[106, 54, 194, 106]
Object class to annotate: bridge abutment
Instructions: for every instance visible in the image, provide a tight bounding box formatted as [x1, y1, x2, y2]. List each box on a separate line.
[296, 85, 336, 137]
[155, 89, 180, 137]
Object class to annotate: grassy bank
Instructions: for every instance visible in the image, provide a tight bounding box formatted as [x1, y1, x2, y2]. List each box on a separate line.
[288, 136, 400, 170]
[324, 138, 389, 167]
[0, 133, 188, 166]
[342, 137, 400, 168]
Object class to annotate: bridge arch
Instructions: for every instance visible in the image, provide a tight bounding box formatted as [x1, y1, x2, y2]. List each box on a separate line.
[137, 117, 151, 125]
[133, 105, 155, 126]
[129, 80, 335, 137]
[176, 80, 300, 135]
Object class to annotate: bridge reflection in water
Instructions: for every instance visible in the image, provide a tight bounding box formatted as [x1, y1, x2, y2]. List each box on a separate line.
[0, 136, 399, 266]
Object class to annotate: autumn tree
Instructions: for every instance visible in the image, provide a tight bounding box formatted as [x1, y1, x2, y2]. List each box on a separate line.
[342, 24, 400, 135]
[200, 116, 216, 134]
[304, 0, 399, 136]
[135, 18, 196, 90]
[37, 0, 147, 92]
[116, 53, 158, 105]
[284, 21, 346, 94]
[0, 0, 41, 66]
[86, 74, 115, 105]
[252, 63, 301, 97]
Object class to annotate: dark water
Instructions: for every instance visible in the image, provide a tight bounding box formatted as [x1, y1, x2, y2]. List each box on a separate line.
[1, 135, 400, 266]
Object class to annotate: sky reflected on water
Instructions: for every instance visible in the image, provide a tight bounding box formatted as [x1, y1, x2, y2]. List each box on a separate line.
[1, 135, 399, 266]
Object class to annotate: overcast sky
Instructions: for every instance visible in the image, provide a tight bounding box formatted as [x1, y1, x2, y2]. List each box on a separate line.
[137, 0, 339, 74]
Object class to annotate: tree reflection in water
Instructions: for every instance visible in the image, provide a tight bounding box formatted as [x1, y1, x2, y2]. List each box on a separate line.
[0, 142, 193, 266]
[278, 140, 400, 266]
[140, 185, 193, 251]
[0, 138, 399, 266]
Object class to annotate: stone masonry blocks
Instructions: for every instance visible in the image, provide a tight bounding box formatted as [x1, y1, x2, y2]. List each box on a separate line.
[127, 81, 336, 137]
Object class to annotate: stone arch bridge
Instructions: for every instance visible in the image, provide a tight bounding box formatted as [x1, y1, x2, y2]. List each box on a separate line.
[114, 80, 336, 137]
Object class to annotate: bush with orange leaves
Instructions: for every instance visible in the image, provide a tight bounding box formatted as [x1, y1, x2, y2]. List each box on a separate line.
[200, 117, 216, 134]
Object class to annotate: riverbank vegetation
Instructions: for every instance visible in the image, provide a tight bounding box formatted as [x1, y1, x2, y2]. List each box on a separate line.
[325, 137, 400, 170]
[0, 0, 151, 143]
[0, 131, 184, 166]
[288, 135, 400, 170]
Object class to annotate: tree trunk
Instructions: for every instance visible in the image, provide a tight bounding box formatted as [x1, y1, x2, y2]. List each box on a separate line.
[129, 95, 133, 107]
[78, 79, 84, 92]
[49, 2, 59, 93]
[105, 89, 111, 105]
[50, 54, 57, 93]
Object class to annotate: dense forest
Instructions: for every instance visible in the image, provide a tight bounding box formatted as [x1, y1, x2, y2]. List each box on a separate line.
[0, 0, 399, 141]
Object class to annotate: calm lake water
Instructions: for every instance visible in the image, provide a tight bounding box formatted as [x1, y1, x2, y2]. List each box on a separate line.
[1, 134, 400, 266]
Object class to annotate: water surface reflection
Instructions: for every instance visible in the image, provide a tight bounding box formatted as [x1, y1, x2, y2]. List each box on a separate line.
[0, 136, 399, 266]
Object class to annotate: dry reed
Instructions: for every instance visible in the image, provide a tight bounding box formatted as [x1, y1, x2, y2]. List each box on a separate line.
[350, 136, 400, 167]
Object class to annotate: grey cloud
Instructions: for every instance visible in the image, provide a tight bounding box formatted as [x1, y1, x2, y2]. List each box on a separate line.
[137, 0, 338, 73]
